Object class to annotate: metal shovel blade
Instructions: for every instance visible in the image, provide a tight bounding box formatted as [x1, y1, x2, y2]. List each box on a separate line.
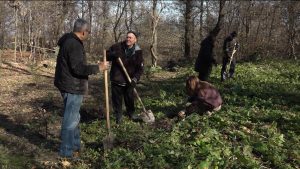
[140, 110, 155, 123]
[102, 132, 116, 150]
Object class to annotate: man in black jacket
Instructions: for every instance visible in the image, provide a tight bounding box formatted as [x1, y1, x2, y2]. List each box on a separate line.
[54, 19, 108, 159]
[194, 32, 217, 81]
[221, 31, 239, 81]
[107, 31, 144, 124]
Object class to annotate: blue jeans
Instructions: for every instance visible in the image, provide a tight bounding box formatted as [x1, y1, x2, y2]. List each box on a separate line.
[59, 92, 83, 157]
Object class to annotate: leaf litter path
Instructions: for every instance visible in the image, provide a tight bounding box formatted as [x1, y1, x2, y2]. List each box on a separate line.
[0, 60, 64, 168]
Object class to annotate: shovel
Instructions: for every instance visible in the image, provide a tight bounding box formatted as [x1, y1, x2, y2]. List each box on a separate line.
[102, 50, 115, 150]
[117, 57, 155, 123]
[225, 43, 237, 77]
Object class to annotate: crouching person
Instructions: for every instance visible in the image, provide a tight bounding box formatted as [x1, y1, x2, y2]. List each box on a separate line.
[178, 76, 222, 118]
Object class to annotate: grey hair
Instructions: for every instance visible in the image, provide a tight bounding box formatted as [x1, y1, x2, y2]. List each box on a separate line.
[73, 18, 88, 32]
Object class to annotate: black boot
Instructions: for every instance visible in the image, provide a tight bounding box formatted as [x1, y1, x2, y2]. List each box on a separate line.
[115, 112, 123, 124]
[221, 72, 227, 82]
[229, 73, 234, 79]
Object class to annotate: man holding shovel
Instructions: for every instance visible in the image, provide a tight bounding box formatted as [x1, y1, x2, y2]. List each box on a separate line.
[221, 31, 239, 82]
[107, 31, 144, 124]
[54, 19, 109, 161]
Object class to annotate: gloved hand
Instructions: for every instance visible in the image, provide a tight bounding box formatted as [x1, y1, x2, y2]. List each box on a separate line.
[130, 77, 137, 88]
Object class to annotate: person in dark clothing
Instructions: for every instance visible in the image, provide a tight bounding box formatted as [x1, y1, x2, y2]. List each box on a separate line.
[194, 32, 218, 81]
[178, 76, 222, 118]
[107, 31, 144, 124]
[221, 31, 239, 81]
[54, 19, 108, 160]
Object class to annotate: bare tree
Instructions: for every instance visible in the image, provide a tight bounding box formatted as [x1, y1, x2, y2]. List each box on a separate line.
[125, 0, 135, 31]
[87, 0, 93, 53]
[282, 0, 299, 60]
[101, 1, 110, 52]
[150, 0, 165, 67]
[210, 0, 226, 38]
[8, 0, 22, 62]
[112, 0, 128, 43]
[184, 0, 192, 59]
[0, 1, 5, 49]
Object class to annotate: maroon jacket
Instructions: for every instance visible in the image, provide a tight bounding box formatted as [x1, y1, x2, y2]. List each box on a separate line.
[187, 81, 222, 112]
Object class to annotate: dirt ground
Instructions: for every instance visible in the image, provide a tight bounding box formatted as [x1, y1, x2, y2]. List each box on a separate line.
[0, 55, 107, 167]
[0, 48, 182, 168]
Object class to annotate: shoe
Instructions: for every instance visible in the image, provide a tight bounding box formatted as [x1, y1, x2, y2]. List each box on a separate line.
[72, 151, 81, 161]
[115, 112, 123, 124]
[131, 114, 143, 122]
[58, 157, 72, 167]
[116, 116, 122, 124]
[221, 73, 226, 82]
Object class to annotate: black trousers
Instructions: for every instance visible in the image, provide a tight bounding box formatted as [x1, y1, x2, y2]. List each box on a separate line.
[221, 55, 236, 79]
[111, 83, 135, 120]
[198, 65, 212, 81]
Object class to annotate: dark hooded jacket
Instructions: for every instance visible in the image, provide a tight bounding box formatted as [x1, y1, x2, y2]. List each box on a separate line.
[107, 41, 144, 86]
[194, 35, 217, 72]
[223, 35, 238, 57]
[54, 32, 99, 94]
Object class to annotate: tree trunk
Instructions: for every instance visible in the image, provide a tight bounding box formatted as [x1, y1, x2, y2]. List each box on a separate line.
[101, 1, 109, 52]
[87, 1, 93, 53]
[14, 7, 18, 62]
[150, 0, 158, 67]
[113, 1, 127, 43]
[210, 0, 226, 38]
[268, 4, 277, 42]
[184, 0, 192, 59]
[286, 1, 297, 59]
[255, 3, 265, 43]
[199, 0, 203, 41]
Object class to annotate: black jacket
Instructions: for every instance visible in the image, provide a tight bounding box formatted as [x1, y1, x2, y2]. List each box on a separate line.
[54, 32, 99, 94]
[107, 41, 144, 86]
[194, 35, 216, 72]
[223, 36, 238, 57]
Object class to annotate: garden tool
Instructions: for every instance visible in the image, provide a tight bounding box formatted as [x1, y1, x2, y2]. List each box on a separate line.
[117, 57, 155, 123]
[102, 50, 115, 150]
[225, 43, 237, 77]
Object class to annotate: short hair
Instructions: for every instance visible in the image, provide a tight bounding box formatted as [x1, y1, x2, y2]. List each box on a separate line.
[127, 30, 139, 38]
[231, 31, 237, 37]
[73, 18, 88, 32]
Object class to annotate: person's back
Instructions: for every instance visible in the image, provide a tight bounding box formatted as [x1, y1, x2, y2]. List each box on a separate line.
[54, 19, 108, 161]
[54, 32, 97, 94]
[194, 35, 217, 81]
[178, 76, 222, 118]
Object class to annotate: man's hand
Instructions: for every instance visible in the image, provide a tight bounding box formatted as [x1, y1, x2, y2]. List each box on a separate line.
[130, 77, 137, 88]
[98, 61, 109, 71]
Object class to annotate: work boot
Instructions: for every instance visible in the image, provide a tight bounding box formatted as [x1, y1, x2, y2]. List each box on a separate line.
[124, 111, 133, 119]
[72, 151, 81, 162]
[131, 114, 143, 122]
[115, 113, 123, 124]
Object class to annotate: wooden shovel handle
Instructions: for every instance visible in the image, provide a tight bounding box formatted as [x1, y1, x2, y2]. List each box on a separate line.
[117, 57, 147, 113]
[104, 50, 110, 131]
